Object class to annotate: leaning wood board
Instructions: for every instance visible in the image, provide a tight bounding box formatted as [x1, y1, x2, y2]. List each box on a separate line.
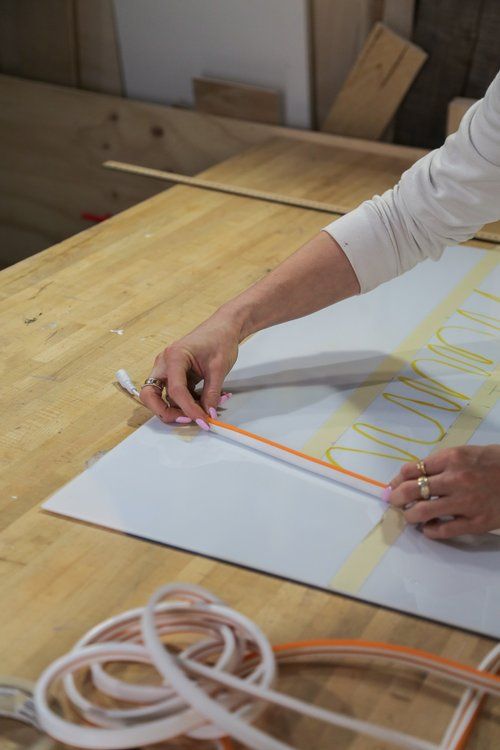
[321, 22, 427, 138]
[0, 139, 499, 748]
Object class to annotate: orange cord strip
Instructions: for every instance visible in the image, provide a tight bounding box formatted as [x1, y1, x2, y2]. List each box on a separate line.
[208, 418, 386, 489]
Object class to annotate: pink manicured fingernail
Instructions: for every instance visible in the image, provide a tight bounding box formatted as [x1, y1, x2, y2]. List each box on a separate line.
[223, 392, 233, 398]
[381, 486, 392, 503]
[218, 395, 228, 405]
[175, 416, 192, 424]
[208, 407, 217, 419]
[196, 418, 210, 431]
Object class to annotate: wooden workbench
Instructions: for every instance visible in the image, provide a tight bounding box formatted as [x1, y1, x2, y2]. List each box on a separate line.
[0, 136, 498, 748]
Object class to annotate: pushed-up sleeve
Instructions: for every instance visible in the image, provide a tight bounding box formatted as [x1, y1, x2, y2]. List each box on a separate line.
[323, 71, 500, 293]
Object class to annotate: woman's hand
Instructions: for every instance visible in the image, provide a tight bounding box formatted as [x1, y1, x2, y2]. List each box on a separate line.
[387, 445, 500, 539]
[139, 310, 242, 425]
[139, 232, 359, 426]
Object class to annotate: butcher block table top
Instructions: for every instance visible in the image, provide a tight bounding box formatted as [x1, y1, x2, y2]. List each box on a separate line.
[0, 136, 498, 748]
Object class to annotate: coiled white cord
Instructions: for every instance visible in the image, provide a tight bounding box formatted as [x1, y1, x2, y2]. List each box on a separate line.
[33, 583, 500, 750]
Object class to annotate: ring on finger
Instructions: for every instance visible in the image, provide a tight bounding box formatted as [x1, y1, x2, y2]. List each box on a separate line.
[143, 377, 165, 391]
[417, 475, 431, 501]
[416, 459, 427, 477]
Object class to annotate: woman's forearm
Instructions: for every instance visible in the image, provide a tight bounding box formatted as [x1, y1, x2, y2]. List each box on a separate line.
[217, 231, 360, 342]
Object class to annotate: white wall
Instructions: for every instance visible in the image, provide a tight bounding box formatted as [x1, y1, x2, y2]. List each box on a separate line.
[113, 0, 312, 128]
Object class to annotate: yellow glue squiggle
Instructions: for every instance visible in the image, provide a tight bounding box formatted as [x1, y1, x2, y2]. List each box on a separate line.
[326, 292, 500, 471]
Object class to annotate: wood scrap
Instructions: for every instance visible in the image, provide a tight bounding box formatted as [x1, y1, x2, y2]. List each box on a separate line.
[321, 22, 427, 139]
[193, 77, 282, 125]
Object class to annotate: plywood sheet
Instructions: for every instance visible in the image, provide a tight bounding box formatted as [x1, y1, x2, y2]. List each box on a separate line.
[75, 0, 123, 95]
[0, 0, 77, 86]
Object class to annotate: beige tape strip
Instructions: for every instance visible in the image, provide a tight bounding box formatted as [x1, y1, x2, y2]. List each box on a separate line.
[431, 366, 500, 452]
[329, 507, 405, 592]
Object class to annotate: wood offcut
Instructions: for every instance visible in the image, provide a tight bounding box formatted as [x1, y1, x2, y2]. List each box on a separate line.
[193, 76, 282, 125]
[321, 22, 427, 139]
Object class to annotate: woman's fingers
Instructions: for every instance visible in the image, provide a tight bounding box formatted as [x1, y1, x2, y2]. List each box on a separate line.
[422, 517, 475, 540]
[390, 452, 450, 490]
[163, 351, 210, 423]
[200, 363, 227, 415]
[139, 385, 185, 423]
[403, 498, 457, 525]
[389, 472, 449, 509]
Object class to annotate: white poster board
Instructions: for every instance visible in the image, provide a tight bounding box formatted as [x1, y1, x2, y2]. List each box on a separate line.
[44, 246, 500, 637]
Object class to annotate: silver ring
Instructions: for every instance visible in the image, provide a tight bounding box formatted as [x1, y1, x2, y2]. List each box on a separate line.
[143, 377, 165, 391]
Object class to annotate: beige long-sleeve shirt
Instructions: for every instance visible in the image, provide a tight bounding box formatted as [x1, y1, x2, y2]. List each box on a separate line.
[323, 71, 500, 294]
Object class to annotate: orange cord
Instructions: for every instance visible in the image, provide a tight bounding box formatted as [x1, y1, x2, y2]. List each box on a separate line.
[273, 639, 500, 686]
[218, 638, 499, 750]
[208, 418, 386, 489]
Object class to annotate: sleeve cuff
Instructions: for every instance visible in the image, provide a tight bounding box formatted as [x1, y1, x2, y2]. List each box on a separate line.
[322, 202, 400, 294]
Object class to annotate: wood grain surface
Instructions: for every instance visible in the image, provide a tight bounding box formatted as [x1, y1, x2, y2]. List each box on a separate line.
[0, 138, 498, 749]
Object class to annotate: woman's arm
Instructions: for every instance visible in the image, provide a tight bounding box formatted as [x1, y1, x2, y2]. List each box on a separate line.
[141, 71, 500, 423]
[140, 232, 359, 423]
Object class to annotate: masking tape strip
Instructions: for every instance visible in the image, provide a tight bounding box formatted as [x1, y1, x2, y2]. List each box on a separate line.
[302, 250, 500, 460]
[431, 366, 500, 452]
[329, 507, 405, 593]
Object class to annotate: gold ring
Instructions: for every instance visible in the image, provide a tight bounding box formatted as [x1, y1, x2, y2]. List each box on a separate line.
[416, 459, 427, 476]
[143, 377, 165, 391]
[417, 475, 430, 501]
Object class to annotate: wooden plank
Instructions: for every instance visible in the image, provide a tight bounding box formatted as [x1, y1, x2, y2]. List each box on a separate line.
[74, 0, 123, 95]
[394, 0, 485, 149]
[193, 76, 282, 124]
[311, 0, 384, 128]
[0, 0, 77, 86]
[0, 74, 427, 267]
[446, 97, 477, 135]
[0, 140, 499, 747]
[321, 22, 427, 139]
[104, 159, 351, 214]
